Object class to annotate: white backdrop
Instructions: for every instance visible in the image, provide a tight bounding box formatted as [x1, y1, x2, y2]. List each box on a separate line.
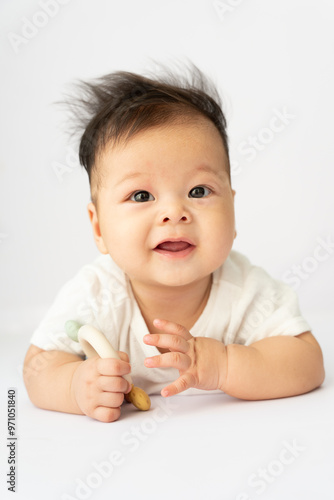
[1, 0, 333, 336]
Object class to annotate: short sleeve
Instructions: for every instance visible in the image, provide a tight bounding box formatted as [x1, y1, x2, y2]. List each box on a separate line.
[29, 255, 129, 355]
[29, 266, 98, 355]
[227, 258, 311, 346]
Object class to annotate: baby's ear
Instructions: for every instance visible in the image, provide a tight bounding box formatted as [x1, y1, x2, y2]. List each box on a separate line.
[87, 202, 108, 254]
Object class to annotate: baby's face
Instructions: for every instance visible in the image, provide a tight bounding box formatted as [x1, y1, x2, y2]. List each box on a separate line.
[88, 118, 235, 289]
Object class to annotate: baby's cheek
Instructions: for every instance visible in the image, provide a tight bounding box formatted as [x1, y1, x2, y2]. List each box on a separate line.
[204, 216, 234, 262]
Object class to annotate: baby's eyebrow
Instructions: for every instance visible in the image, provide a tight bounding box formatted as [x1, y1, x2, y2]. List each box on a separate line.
[115, 171, 144, 187]
[194, 164, 226, 180]
[115, 163, 226, 188]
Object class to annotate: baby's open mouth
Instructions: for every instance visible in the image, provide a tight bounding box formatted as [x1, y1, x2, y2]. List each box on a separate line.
[155, 241, 192, 252]
[153, 239, 195, 258]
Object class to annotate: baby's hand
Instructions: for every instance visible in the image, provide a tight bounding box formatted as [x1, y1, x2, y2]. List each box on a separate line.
[143, 319, 227, 397]
[71, 352, 132, 422]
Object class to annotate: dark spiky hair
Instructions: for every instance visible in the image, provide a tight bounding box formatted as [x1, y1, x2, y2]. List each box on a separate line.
[65, 62, 230, 201]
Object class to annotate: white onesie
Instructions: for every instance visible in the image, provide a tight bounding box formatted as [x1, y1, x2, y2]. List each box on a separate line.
[30, 250, 311, 395]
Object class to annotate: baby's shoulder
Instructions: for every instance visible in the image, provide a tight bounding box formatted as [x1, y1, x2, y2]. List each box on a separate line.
[215, 250, 253, 288]
[83, 254, 125, 281]
[66, 254, 128, 299]
[216, 250, 278, 292]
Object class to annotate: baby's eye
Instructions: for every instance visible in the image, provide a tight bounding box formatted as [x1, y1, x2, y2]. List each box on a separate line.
[130, 190, 155, 202]
[188, 186, 211, 198]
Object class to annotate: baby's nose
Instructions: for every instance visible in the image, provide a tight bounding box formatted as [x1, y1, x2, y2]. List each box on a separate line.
[159, 200, 191, 225]
[162, 214, 188, 223]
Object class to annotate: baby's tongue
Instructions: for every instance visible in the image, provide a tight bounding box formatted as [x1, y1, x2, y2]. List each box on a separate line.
[157, 241, 190, 252]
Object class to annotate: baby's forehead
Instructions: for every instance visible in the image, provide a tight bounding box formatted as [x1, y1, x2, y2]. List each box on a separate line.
[101, 117, 226, 159]
[92, 118, 229, 195]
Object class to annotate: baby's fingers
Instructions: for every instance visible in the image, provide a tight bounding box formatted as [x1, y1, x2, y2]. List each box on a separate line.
[98, 375, 130, 394]
[144, 351, 191, 371]
[93, 406, 121, 423]
[97, 357, 131, 377]
[118, 351, 129, 363]
[161, 373, 196, 397]
[143, 333, 189, 353]
[153, 319, 193, 341]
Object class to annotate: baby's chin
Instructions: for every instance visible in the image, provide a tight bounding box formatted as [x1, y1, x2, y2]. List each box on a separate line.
[137, 269, 213, 290]
[123, 251, 226, 290]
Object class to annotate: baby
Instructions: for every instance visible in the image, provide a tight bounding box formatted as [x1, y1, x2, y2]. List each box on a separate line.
[23, 63, 325, 422]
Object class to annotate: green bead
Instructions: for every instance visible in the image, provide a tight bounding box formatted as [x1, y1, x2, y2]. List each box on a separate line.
[64, 320, 82, 342]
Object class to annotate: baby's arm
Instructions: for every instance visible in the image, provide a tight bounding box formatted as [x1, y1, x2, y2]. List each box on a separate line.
[144, 320, 325, 399]
[222, 331, 325, 399]
[23, 345, 132, 422]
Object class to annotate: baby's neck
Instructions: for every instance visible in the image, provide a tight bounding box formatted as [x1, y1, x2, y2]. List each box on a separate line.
[130, 274, 213, 335]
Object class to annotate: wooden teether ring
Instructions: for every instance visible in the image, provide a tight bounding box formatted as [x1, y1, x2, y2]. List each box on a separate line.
[65, 322, 150, 411]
